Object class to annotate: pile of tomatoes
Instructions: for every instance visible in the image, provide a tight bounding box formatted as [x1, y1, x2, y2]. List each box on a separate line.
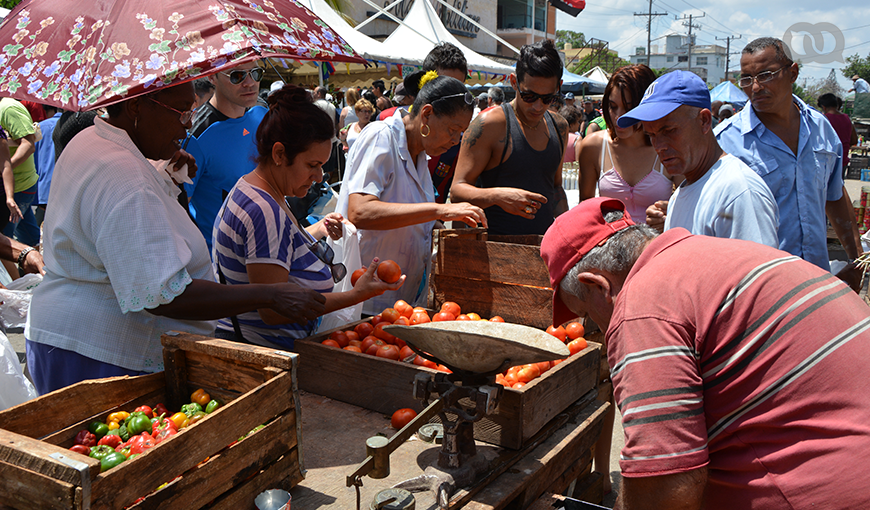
[494, 322, 587, 390]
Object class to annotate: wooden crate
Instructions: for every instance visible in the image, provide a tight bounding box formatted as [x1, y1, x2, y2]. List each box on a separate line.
[0, 333, 303, 510]
[296, 322, 600, 450]
[431, 228, 555, 330]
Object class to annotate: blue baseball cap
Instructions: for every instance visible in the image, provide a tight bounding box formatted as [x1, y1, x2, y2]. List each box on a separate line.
[616, 71, 711, 128]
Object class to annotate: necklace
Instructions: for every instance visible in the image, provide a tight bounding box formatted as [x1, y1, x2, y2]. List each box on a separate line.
[253, 169, 284, 203]
[517, 112, 542, 131]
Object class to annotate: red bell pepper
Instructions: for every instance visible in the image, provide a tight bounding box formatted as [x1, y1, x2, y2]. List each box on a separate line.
[74, 430, 97, 447]
[97, 434, 122, 448]
[153, 403, 170, 418]
[69, 444, 91, 456]
[129, 432, 156, 455]
[134, 405, 153, 419]
[152, 415, 178, 444]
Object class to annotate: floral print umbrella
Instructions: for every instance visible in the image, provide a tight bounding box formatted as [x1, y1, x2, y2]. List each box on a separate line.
[0, 0, 363, 110]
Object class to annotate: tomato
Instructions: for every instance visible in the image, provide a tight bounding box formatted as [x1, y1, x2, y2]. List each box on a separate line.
[329, 331, 349, 347]
[495, 374, 507, 386]
[565, 322, 585, 340]
[489, 316, 505, 322]
[376, 344, 401, 360]
[394, 300, 414, 318]
[436, 364, 452, 373]
[373, 322, 398, 343]
[361, 336, 380, 352]
[504, 372, 519, 386]
[321, 339, 341, 348]
[399, 345, 415, 361]
[440, 301, 461, 317]
[567, 338, 588, 355]
[344, 330, 360, 342]
[516, 364, 541, 383]
[513, 382, 526, 389]
[456, 314, 472, 321]
[393, 316, 410, 326]
[355, 321, 374, 338]
[365, 343, 383, 356]
[370, 315, 387, 326]
[351, 267, 366, 287]
[381, 308, 401, 323]
[546, 325, 568, 343]
[377, 260, 402, 283]
[506, 365, 522, 376]
[466, 312, 481, 320]
[348, 339, 362, 348]
[536, 361, 551, 374]
[410, 311, 431, 325]
[432, 312, 455, 322]
[551, 359, 565, 367]
[391, 408, 418, 429]
[413, 355, 428, 366]
[412, 307, 427, 314]
[344, 345, 363, 353]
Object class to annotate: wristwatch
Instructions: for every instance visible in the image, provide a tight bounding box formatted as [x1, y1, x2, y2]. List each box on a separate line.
[17, 246, 35, 269]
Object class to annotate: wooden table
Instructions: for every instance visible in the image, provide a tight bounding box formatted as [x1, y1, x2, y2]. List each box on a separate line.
[290, 390, 608, 510]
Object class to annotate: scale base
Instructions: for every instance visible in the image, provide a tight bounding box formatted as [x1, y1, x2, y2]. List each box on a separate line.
[393, 448, 499, 510]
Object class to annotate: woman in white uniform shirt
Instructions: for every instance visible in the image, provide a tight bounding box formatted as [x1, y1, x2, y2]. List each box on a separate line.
[336, 73, 487, 314]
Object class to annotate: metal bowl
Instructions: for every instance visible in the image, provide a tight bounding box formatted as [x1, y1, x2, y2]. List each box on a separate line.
[255, 489, 291, 510]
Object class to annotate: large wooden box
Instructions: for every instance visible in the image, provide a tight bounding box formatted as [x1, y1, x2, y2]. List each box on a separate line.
[0, 333, 303, 510]
[430, 228, 555, 330]
[296, 324, 600, 450]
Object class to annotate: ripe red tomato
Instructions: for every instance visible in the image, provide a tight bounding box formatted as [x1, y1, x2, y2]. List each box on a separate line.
[351, 266, 367, 287]
[433, 311, 455, 322]
[466, 312, 481, 320]
[393, 316, 410, 326]
[344, 330, 360, 342]
[348, 340, 362, 348]
[565, 322, 585, 340]
[366, 342, 384, 356]
[355, 322, 374, 338]
[551, 359, 565, 368]
[381, 308, 401, 323]
[536, 361, 551, 374]
[393, 338, 407, 349]
[370, 315, 387, 326]
[440, 301, 461, 317]
[410, 311, 431, 325]
[546, 325, 568, 343]
[489, 316, 505, 322]
[391, 408, 418, 429]
[329, 331, 349, 347]
[456, 314, 472, 321]
[516, 364, 541, 383]
[436, 364, 452, 373]
[399, 345, 415, 361]
[567, 338, 588, 355]
[376, 344, 401, 360]
[321, 339, 340, 348]
[377, 260, 402, 283]
[513, 382, 526, 389]
[361, 336, 381, 353]
[394, 300, 414, 318]
[373, 322, 398, 343]
[344, 345, 362, 353]
[504, 372, 519, 386]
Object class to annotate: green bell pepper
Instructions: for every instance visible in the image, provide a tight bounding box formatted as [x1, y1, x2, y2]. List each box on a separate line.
[205, 399, 220, 414]
[126, 412, 152, 436]
[89, 444, 116, 461]
[100, 451, 127, 472]
[180, 403, 203, 418]
[88, 421, 109, 440]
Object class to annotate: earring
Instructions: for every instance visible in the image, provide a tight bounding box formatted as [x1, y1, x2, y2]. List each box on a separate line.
[134, 116, 138, 130]
[421, 124, 430, 138]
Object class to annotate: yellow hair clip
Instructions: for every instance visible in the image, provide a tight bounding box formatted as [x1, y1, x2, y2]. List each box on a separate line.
[418, 70, 439, 90]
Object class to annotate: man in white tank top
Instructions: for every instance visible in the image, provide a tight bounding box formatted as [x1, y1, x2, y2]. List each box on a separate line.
[618, 71, 779, 248]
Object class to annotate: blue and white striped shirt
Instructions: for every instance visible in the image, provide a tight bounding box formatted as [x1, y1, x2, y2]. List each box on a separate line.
[212, 177, 333, 349]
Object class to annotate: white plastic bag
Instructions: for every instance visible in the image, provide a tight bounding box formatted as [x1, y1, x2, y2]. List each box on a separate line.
[0, 330, 38, 410]
[0, 273, 43, 329]
[316, 223, 363, 333]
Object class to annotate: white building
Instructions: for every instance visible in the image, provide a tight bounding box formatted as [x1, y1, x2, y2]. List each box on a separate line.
[629, 34, 727, 87]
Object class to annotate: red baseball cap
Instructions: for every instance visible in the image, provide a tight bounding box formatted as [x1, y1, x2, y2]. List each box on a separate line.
[540, 197, 634, 326]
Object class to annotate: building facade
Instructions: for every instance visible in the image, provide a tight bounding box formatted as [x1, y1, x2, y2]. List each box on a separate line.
[629, 34, 727, 86]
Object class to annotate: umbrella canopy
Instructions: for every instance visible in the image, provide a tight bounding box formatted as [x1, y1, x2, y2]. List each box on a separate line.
[561, 69, 606, 95]
[710, 80, 749, 104]
[0, 0, 364, 111]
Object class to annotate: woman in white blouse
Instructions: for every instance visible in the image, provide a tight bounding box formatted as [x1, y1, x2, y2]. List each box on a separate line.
[25, 80, 329, 395]
[336, 72, 487, 314]
[339, 98, 373, 152]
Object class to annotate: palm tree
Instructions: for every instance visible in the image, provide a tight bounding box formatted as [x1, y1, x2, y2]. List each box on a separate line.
[323, 0, 357, 26]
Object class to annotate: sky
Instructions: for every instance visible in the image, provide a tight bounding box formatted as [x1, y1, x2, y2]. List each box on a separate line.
[556, 0, 870, 92]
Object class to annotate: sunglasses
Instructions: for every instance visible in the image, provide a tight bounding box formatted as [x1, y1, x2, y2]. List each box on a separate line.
[220, 67, 265, 85]
[285, 197, 347, 283]
[517, 89, 559, 105]
[146, 97, 196, 124]
[432, 91, 475, 105]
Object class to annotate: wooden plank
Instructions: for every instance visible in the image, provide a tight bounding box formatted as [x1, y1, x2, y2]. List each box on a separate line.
[487, 234, 544, 246]
[0, 429, 101, 483]
[184, 350, 272, 395]
[544, 448, 592, 497]
[161, 333, 294, 371]
[572, 471, 605, 505]
[162, 346, 189, 413]
[436, 236, 550, 287]
[431, 274, 554, 329]
[127, 411, 298, 510]
[90, 372, 294, 510]
[206, 449, 304, 510]
[0, 373, 163, 439]
[0, 459, 79, 510]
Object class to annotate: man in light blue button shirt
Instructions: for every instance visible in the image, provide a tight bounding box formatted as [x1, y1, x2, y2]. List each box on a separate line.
[849, 75, 870, 94]
[716, 37, 863, 291]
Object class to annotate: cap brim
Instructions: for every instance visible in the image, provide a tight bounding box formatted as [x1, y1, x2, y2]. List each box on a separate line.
[616, 102, 682, 128]
[552, 290, 578, 328]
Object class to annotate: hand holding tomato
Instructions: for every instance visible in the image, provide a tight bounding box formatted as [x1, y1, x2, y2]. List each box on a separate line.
[438, 202, 488, 228]
[353, 258, 405, 299]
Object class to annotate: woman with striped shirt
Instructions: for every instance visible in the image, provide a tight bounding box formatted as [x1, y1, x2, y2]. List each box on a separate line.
[213, 85, 403, 349]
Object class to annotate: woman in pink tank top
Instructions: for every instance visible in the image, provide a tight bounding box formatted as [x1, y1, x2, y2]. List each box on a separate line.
[576, 65, 682, 223]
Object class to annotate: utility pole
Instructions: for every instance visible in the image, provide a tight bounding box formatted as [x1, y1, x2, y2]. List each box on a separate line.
[676, 13, 704, 73]
[634, 0, 667, 65]
[716, 35, 742, 82]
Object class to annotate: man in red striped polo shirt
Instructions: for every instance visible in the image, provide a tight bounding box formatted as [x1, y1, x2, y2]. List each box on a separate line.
[540, 197, 870, 509]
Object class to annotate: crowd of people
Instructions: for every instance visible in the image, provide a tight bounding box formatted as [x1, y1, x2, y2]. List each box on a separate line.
[0, 28, 867, 508]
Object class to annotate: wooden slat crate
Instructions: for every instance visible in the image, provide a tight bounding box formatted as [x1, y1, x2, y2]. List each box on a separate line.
[0, 333, 303, 510]
[431, 228, 556, 330]
[296, 321, 600, 450]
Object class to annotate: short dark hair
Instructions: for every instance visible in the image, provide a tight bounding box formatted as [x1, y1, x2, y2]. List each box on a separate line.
[559, 105, 580, 126]
[516, 39, 562, 83]
[817, 92, 842, 110]
[193, 77, 214, 97]
[603, 64, 656, 143]
[314, 86, 328, 98]
[423, 42, 468, 77]
[362, 89, 377, 104]
[742, 37, 794, 66]
[405, 73, 473, 119]
[255, 84, 334, 166]
[372, 80, 385, 92]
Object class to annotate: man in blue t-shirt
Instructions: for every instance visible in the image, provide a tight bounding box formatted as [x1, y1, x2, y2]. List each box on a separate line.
[34, 104, 62, 225]
[185, 60, 268, 250]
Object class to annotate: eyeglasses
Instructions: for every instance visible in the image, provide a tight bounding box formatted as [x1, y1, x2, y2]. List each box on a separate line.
[432, 91, 475, 105]
[146, 97, 196, 124]
[517, 88, 559, 105]
[737, 66, 789, 88]
[220, 67, 265, 85]
[284, 198, 347, 283]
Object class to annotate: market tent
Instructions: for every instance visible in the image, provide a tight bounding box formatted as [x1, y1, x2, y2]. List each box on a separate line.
[582, 66, 611, 85]
[710, 80, 748, 105]
[561, 70, 606, 95]
[382, 0, 514, 78]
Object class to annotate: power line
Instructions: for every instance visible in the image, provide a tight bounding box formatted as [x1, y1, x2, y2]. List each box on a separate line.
[716, 35, 742, 80]
[676, 12, 704, 67]
[635, 0, 668, 60]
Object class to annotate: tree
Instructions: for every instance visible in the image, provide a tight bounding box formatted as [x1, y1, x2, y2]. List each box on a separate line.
[841, 52, 870, 82]
[556, 30, 586, 50]
[0, 0, 21, 10]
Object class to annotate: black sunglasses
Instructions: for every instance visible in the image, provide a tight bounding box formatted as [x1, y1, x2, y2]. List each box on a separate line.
[285, 198, 347, 283]
[432, 91, 475, 105]
[221, 67, 265, 85]
[517, 89, 559, 105]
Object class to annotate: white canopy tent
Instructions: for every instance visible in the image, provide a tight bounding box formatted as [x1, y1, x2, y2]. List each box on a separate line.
[382, 0, 514, 77]
[582, 66, 611, 85]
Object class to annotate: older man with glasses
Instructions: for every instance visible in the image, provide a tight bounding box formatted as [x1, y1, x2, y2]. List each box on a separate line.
[183, 60, 269, 251]
[716, 37, 864, 292]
